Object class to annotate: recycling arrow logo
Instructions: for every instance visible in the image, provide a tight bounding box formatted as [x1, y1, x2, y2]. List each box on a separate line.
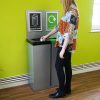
[48, 15, 56, 24]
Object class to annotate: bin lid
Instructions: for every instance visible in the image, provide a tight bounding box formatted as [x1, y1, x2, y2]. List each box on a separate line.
[26, 38, 51, 45]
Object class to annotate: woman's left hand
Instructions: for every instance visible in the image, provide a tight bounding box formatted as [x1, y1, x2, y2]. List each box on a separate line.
[59, 49, 65, 59]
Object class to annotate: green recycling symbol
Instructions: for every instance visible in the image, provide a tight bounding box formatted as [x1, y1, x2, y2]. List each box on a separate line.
[48, 15, 56, 24]
[47, 13, 58, 30]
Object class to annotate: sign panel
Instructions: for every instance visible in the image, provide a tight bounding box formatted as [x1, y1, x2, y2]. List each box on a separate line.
[27, 11, 42, 32]
[46, 12, 58, 31]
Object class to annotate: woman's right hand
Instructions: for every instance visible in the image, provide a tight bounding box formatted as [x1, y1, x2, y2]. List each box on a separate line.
[40, 35, 48, 41]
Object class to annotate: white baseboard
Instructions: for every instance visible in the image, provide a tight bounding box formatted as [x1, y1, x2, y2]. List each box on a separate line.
[0, 74, 29, 89]
[72, 62, 100, 75]
[0, 80, 28, 89]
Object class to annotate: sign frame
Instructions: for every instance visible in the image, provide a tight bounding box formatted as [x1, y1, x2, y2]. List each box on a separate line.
[46, 11, 59, 31]
[26, 11, 42, 32]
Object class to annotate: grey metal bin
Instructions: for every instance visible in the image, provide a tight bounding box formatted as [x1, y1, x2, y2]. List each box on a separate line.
[27, 38, 51, 91]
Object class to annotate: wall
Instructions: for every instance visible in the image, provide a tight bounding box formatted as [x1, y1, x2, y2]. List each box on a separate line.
[0, 0, 100, 78]
[72, 0, 100, 64]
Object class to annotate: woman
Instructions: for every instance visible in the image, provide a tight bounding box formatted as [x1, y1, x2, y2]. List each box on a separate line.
[40, 0, 79, 98]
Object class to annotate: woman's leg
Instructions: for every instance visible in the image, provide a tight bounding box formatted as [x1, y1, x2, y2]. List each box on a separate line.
[55, 47, 65, 90]
[64, 51, 72, 93]
[48, 48, 70, 98]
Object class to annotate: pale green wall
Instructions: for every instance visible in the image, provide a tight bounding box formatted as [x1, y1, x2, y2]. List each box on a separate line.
[0, 0, 100, 78]
[72, 0, 100, 64]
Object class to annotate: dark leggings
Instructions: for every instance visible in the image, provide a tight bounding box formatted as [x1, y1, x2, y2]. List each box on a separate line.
[55, 47, 72, 91]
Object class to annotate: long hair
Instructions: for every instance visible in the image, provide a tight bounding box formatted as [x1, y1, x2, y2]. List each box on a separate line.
[63, 0, 76, 14]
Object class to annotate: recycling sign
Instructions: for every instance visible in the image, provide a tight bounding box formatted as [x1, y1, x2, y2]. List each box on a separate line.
[46, 12, 58, 31]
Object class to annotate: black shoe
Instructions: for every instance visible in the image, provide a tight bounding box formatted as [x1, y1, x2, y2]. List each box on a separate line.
[49, 91, 57, 97]
[56, 88, 71, 94]
[48, 90, 66, 98]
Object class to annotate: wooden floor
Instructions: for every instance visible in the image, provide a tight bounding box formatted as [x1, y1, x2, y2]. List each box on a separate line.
[0, 70, 100, 100]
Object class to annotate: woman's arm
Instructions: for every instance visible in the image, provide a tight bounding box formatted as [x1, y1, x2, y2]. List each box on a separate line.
[59, 36, 69, 59]
[40, 28, 57, 41]
[46, 28, 57, 38]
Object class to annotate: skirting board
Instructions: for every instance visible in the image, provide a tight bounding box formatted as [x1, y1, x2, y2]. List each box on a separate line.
[0, 74, 29, 89]
[0, 80, 28, 90]
[72, 61, 100, 75]
[0, 61, 100, 89]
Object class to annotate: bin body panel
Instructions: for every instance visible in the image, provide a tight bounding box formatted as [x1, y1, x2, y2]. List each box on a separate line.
[28, 43, 51, 91]
[27, 43, 34, 85]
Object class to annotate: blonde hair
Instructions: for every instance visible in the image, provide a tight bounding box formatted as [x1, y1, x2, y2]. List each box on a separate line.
[63, 0, 76, 14]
